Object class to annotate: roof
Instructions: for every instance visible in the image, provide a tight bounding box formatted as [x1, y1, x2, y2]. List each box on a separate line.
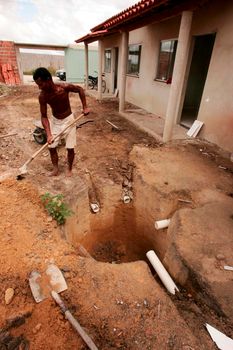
[91, 0, 168, 32]
[15, 42, 67, 50]
[75, 0, 209, 44]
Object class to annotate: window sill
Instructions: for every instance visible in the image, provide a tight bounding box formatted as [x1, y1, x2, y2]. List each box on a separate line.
[127, 74, 139, 78]
[154, 78, 172, 84]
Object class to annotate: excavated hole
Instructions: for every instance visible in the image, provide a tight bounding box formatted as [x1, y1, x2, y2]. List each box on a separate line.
[64, 166, 193, 265]
[66, 188, 193, 265]
[78, 205, 167, 264]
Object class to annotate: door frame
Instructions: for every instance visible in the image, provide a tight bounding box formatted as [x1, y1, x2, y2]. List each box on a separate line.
[177, 33, 216, 127]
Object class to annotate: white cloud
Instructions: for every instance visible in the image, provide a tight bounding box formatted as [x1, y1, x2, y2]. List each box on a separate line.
[0, 0, 137, 45]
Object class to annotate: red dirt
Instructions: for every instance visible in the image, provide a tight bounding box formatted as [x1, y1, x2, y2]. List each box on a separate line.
[0, 84, 232, 349]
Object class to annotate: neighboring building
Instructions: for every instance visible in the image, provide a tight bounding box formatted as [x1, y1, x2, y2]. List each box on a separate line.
[76, 0, 233, 153]
[65, 44, 98, 83]
[0, 40, 98, 85]
[0, 41, 66, 83]
[20, 52, 64, 73]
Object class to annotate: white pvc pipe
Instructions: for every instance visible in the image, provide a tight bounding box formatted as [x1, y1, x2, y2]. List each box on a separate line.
[155, 219, 170, 230]
[90, 203, 100, 213]
[123, 194, 131, 204]
[146, 250, 179, 295]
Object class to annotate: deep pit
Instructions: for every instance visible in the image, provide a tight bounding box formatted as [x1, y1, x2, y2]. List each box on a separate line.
[64, 179, 192, 269]
[66, 182, 194, 264]
[80, 204, 159, 264]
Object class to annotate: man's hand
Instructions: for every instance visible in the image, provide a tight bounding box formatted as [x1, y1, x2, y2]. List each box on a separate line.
[82, 107, 90, 116]
[47, 134, 53, 144]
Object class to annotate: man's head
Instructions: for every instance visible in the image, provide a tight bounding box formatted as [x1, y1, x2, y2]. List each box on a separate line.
[33, 67, 53, 91]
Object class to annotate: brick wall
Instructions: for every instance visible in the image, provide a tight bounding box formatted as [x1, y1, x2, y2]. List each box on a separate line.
[0, 41, 21, 85]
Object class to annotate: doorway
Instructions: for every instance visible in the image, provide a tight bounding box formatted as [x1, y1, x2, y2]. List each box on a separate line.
[180, 33, 216, 128]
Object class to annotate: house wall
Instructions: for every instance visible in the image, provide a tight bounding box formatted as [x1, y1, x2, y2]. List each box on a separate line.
[102, 18, 180, 115]
[126, 18, 180, 116]
[191, 0, 233, 152]
[101, 34, 122, 93]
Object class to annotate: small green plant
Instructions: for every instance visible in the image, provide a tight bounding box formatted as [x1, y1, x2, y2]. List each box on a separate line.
[41, 192, 73, 225]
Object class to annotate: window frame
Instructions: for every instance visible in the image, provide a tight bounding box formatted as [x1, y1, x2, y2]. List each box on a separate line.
[127, 44, 142, 77]
[104, 49, 111, 73]
[155, 39, 178, 83]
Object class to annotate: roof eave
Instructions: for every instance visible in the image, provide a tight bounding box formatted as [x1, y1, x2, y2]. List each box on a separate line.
[75, 29, 119, 44]
[90, 0, 168, 32]
[75, 30, 110, 44]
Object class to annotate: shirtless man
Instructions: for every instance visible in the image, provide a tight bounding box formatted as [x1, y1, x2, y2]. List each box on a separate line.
[33, 67, 90, 177]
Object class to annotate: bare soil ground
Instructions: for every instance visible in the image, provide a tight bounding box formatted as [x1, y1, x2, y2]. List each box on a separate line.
[0, 84, 232, 350]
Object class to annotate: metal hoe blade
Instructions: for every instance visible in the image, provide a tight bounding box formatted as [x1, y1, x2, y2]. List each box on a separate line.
[29, 264, 68, 303]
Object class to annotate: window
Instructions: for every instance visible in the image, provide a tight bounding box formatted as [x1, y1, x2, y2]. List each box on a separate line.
[156, 40, 177, 82]
[127, 44, 141, 76]
[104, 49, 111, 73]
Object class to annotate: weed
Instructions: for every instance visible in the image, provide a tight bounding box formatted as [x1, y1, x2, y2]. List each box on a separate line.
[41, 192, 73, 225]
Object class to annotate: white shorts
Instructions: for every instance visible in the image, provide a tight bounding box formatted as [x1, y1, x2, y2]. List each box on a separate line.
[48, 113, 76, 149]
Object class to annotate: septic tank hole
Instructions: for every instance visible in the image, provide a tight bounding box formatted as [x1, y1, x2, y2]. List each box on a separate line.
[82, 230, 155, 263]
[80, 206, 163, 264]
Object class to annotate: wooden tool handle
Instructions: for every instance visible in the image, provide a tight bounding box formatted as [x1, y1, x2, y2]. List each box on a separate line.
[22, 113, 84, 168]
[51, 291, 98, 350]
[65, 311, 98, 350]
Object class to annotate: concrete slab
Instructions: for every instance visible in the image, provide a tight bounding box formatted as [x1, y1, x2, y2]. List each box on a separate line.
[120, 109, 188, 143]
[130, 143, 233, 325]
[164, 199, 233, 323]
[86, 89, 189, 143]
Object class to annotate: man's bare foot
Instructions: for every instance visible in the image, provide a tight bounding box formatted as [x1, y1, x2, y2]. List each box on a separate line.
[48, 169, 59, 177]
[66, 169, 73, 177]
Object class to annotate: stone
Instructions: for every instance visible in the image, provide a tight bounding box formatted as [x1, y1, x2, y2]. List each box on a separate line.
[5, 288, 14, 305]
[34, 323, 42, 332]
[216, 254, 225, 261]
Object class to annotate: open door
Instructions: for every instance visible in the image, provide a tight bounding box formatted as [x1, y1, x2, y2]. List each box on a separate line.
[180, 33, 216, 127]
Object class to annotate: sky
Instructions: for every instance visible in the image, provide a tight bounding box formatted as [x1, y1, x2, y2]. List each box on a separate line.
[0, 0, 138, 48]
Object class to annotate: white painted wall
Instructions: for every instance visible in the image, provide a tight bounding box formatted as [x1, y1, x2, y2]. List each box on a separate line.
[126, 18, 180, 117]
[101, 34, 122, 94]
[191, 0, 233, 152]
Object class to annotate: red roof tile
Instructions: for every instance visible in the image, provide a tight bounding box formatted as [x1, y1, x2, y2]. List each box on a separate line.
[75, 0, 209, 43]
[91, 0, 167, 32]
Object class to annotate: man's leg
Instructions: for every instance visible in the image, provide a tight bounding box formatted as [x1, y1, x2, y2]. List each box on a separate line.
[49, 147, 59, 176]
[67, 148, 75, 177]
